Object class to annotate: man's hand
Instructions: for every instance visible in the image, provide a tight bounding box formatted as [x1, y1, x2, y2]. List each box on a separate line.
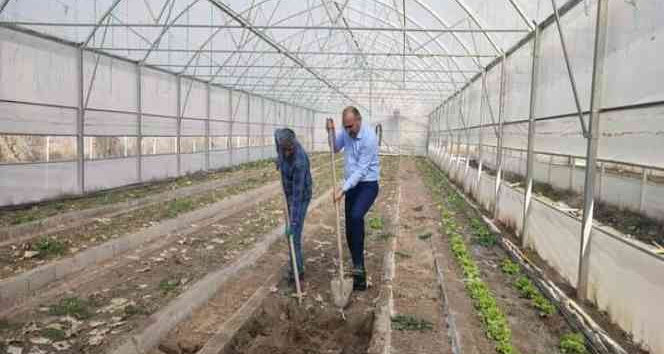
[333, 187, 344, 203]
[326, 118, 335, 132]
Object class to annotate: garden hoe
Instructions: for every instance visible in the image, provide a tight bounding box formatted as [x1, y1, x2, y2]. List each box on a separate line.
[283, 196, 303, 305]
[327, 118, 353, 309]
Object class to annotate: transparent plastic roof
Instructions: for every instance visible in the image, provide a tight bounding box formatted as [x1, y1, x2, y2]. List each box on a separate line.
[0, 0, 555, 116]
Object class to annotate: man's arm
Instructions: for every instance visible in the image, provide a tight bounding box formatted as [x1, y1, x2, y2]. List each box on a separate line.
[333, 131, 345, 153]
[342, 135, 377, 192]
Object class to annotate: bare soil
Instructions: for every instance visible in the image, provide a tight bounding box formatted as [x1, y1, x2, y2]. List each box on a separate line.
[390, 158, 453, 354]
[221, 156, 400, 354]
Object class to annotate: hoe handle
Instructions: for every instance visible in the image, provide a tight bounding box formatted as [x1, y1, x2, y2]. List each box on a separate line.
[283, 188, 302, 303]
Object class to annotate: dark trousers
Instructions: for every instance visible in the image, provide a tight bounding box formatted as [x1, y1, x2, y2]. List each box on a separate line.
[344, 181, 379, 270]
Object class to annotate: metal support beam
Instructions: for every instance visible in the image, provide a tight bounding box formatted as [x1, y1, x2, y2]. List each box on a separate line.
[476, 70, 486, 192]
[521, 26, 540, 249]
[522, 27, 540, 248]
[83, 0, 124, 47]
[0, 0, 11, 15]
[89, 47, 496, 58]
[137, 63, 143, 182]
[493, 55, 506, 219]
[8, 22, 530, 33]
[76, 47, 85, 193]
[551, 0, 588, 137]
[205, 83, 211, 170]
[577, 0, 609, 300]
[228, 90, 234, 166]
[639, 169, 648, 212]
[176, 75, 182, 175]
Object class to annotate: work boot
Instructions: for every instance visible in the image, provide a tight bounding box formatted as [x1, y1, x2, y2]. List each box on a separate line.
[353, 268, 367, 291]
[287, 271, 304, 285]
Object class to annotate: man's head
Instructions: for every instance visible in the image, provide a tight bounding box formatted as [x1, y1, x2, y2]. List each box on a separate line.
[276, 128, 297, 158]
[342, 106, 362, 138]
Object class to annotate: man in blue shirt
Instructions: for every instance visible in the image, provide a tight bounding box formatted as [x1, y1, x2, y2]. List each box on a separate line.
[275, 128, 312, 284]
[327, 106, 380, 291]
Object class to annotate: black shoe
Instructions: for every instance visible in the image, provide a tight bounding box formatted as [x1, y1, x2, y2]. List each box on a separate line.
[287, 271, 304, 285]
[353, 268, 367, 291]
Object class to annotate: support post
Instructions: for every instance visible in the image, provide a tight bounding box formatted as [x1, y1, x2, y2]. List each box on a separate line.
[228, 90, 234, 166]
[493, 55, 507, 220]
[577, 0, 609, 300]
[522, 25, 540, 248]
[639, 168, 648, 212]
[477, 71, 486, 192]
[176, 75, 182, 176]
[598, 162, 605, 200]
[569, 156, 575, 190]
[137, 63, 143, 182]
[246, 95, 250, 162]
[205, 83, 211, 170]
[76, 47, 85, 194]
[548, 155, 554, 184]
[261, 98, 266, 159]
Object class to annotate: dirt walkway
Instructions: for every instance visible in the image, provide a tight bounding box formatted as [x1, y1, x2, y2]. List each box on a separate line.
[390, 158, 453, 354]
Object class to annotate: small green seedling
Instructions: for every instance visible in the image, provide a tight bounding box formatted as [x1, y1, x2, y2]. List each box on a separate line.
[560, 333, 588, 354]
[417, 232, 432, 240]
[368, 217, 384, 230]
[49, 297, 91, 319]
[391, 315, 433, 331]
[34, 237, 66, 257]
[501, 259, 521, 276]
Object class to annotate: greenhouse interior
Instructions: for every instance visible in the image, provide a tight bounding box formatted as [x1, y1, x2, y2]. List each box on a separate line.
[0, 0, 662, 353]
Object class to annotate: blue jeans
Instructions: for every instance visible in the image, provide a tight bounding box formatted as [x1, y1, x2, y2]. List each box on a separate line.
[344, 181, 379, 270]
[288, 197, 310, 275]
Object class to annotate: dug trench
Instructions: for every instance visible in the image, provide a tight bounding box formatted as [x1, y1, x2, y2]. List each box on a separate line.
[0, 157, 343, 354]
[152, 156, 401, 354]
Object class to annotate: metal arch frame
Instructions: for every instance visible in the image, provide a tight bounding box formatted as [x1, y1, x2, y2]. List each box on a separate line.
[83, 0, 125, 47]
[206, 0, 368, 113]
[210, 0, 482, 92]
[0, 0, 11, 15]
[209, 2, 462, 97]
[139, 0, 201, 63]
[208, 11, 463, 105]
[506, 0, 535, 31]
[447, 0, 503, 54]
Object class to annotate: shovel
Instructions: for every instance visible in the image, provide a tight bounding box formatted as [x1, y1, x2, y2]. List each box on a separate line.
[283, 195, 303, 304]
[327, 118, 353, 308]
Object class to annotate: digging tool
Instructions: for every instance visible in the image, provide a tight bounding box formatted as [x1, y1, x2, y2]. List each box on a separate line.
[327, 118, 353, 308]
[282, 191, 303, 304]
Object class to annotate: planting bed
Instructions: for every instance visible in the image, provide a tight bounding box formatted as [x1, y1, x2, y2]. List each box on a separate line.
[0, 155, 340, 354]
[0, 154, 326, 228]
[417, 158, 583, 354]
[0, 155, 333, 279]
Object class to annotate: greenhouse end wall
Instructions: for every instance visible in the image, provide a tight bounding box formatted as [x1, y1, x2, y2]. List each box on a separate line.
[0, 27, 319, 207]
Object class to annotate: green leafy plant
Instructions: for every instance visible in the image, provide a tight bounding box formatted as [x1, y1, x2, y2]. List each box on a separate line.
[500, 259, 520, 275]
[159, 278, 179, 294]
[368, 216, 384, 230]
[514, 276, 538, 299]
[49, 297, 91, 319]
[41, 327, 67, 341]
[391, 315, 433, 331]
[166, 199, 194, 218]
[470, 218, 497, 247]
[417, 232, 432, 240]
[559, 333, 588, 354]
[33, 237, 67, 257]
[533, 294, 556, 316]
[450, 233, 516, 354]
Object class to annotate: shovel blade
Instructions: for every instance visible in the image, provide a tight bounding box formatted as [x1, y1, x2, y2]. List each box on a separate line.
[331, 277, 353, 308]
